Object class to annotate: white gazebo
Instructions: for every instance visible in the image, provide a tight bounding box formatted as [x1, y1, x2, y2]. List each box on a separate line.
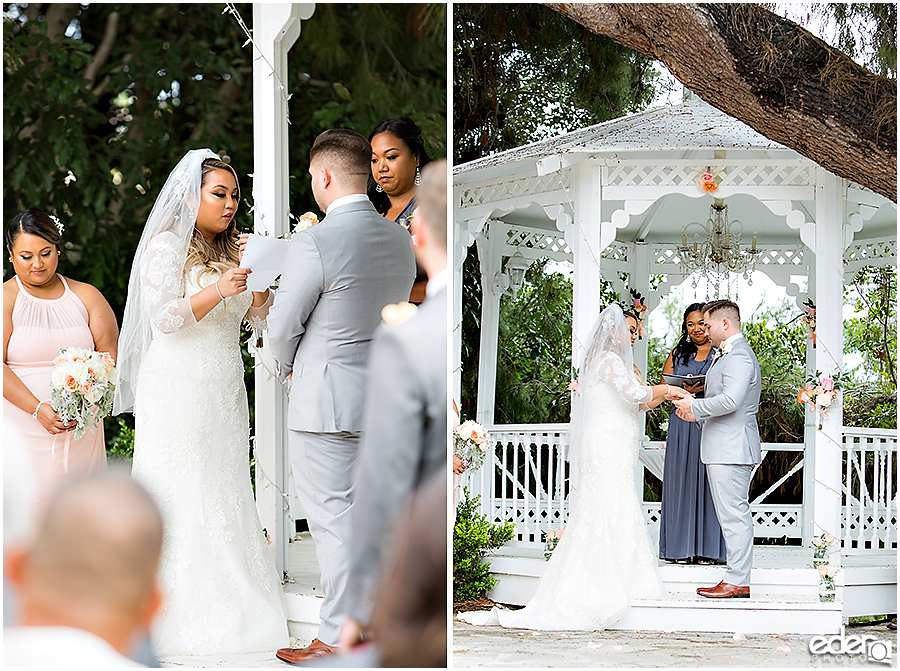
[453, 93, 897, 634]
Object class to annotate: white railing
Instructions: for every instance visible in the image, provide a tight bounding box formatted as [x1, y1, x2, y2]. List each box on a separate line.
[842, 427, 898, 554]
[459, 425, 897, 555]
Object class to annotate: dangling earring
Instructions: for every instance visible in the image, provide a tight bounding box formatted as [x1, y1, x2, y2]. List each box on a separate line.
[375, 184, 383, 193]
[414, 165, 421, 186]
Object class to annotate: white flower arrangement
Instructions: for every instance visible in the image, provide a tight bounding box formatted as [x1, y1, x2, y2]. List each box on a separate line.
[454, 420, 490, 471]
[50, 348, 117, 440]
[291, 211, 319, 237]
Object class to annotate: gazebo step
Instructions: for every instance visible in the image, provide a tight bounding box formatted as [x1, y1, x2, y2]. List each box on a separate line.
[284, 591, 321, 641]
[614, 594, 843, 635]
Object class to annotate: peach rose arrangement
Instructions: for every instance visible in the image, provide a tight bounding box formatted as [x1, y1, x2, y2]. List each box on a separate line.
[50, 347, 117, 440]
[797, 370, 844, 430]
[454, 420, 490, 471]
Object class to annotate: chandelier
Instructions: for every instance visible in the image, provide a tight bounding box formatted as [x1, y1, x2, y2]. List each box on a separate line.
[677, 198, 762, 284]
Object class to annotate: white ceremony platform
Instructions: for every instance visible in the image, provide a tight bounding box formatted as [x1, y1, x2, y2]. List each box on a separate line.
[453, 91, 897, 635]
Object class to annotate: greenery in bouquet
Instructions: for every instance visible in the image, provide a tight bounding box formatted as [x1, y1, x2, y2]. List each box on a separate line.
[454, 419, 490, 471]
[50, 348, 117, 440]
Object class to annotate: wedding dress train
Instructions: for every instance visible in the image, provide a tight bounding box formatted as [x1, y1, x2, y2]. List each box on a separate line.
[459, 351, 666, 630]
[132, 268, 288, 655]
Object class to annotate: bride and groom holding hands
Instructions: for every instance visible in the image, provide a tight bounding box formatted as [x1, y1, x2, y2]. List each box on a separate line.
[115, 128, 442, 661]
[460, 299, 760, 631]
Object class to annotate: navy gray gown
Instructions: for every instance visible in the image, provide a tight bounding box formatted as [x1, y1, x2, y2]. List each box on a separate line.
[658, 351, 727, 563]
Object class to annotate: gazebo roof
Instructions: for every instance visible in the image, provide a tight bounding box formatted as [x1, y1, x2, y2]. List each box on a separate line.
[454, 93, 788, 181]
[454, 93, 897, 245]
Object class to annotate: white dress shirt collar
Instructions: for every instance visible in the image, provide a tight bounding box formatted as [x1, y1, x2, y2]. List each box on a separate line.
[326, 193, 370, 215]
[723, 332, 744, 346]
[425, 268, 448, 299]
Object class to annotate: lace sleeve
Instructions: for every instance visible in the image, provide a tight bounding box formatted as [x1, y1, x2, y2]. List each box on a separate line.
[596, 353, 652, 404]
[243, 290, 274, 331]
[142, 232, 197, 334]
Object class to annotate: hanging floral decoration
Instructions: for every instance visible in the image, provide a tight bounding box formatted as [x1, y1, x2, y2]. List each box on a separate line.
[797, 370, 845, 430]
[801, 298, 816, 342]
[695, 168, 723, 193]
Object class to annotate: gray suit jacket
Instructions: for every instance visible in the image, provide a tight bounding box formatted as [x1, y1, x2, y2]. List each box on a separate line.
[267, 199, 415, 432]
[690, 336, 762, 465]
[346, 284, 448, 624]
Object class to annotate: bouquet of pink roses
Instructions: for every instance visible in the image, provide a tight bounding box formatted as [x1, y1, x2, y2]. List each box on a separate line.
[50, 347, 117, 440]
[454, 420, 490, 471]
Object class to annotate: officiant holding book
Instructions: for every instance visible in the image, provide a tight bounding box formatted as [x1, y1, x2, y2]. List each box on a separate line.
[657, 303, 726, 565]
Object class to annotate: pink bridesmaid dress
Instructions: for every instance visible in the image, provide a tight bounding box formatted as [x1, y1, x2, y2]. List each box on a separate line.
[4, 276, 107, 508]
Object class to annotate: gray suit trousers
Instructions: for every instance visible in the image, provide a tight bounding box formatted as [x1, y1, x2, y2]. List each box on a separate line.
[288, 430, 361, 645]
[705, 463, 754, 586]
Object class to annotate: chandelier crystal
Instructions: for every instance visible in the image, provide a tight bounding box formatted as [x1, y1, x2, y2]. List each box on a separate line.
[677, 198, 762, 284]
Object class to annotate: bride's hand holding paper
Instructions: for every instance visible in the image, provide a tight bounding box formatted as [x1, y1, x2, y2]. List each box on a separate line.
[240, 234, 290, 292]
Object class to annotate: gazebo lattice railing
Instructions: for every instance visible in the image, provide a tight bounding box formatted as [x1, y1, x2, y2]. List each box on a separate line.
[458, 426, 897, 557]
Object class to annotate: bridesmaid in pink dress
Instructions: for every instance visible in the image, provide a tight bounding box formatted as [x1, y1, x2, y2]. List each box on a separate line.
[3, 209, 119, 513]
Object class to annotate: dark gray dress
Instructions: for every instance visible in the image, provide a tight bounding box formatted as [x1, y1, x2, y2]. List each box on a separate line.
[658, 350, 727, 562]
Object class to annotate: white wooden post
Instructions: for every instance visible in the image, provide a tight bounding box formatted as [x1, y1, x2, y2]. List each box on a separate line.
[475, 224, 501, 427]
[571, 165, 602, 378]
[801, 260, 817, 545]
[809, 168, 844, 548]
[251, 3, 315, 577]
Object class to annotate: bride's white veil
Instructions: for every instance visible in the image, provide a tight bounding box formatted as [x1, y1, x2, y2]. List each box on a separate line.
[567, 304, 639, 491]
[113, 148, 218, 415]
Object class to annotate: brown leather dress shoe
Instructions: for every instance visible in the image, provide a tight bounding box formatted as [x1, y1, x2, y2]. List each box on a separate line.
[276, 639, 337, 665]
[697, 582, 750, 598]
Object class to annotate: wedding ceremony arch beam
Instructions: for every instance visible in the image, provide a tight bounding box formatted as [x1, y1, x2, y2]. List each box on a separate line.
[252, 2, 315, 577]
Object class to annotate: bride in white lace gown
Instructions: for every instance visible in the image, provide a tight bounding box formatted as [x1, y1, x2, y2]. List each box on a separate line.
[114, 149, 288, 655]
[459, 305, 672, 631]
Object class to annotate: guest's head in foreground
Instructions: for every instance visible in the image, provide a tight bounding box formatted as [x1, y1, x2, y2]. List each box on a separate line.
[5, 469, 164, 660]
[409, 160, 447, 280]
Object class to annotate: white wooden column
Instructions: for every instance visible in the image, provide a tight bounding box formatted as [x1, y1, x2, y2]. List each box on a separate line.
[475, 224, 501, 427]
[801, 260, 818, 546]
[252, 3, 314, 577]
[809, 168, 844, 547]
[571, 165, 603, 378]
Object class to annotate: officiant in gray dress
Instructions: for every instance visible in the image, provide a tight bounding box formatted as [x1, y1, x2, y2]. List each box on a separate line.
[658, 303, 726, 565]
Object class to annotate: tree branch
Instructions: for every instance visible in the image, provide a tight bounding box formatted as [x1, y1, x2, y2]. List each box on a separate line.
[84, 11, 120, 90]
[544, 3, 897, 202]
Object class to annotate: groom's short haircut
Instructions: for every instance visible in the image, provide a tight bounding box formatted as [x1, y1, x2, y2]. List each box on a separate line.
[309, 129, 371, 182]
[703, 299, 741, 325]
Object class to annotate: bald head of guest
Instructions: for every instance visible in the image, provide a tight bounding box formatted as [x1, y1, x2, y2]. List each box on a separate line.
[410, 159, 447, 279]
[6, 469, 164, 657]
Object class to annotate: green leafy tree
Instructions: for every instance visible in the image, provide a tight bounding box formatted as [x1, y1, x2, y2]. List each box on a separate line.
[454, 3, 659, 164]
[4, 3, 446, 449]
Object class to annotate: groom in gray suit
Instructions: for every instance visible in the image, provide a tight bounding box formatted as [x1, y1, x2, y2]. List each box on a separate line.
[671, 300, 761, 598]
[267, 129, 415, 663]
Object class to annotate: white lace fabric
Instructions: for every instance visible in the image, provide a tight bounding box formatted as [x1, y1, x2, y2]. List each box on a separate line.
[131, 271, 287, 656]
[460, 304, 666, 631]
[459, 369, 666, 631]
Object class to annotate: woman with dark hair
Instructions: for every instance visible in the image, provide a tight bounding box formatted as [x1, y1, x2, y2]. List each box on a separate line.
[658, 303, 726, 564]
[114, 149, 288, 656]
[368, 116, 433, 303]
[3, 208, 118, 509]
